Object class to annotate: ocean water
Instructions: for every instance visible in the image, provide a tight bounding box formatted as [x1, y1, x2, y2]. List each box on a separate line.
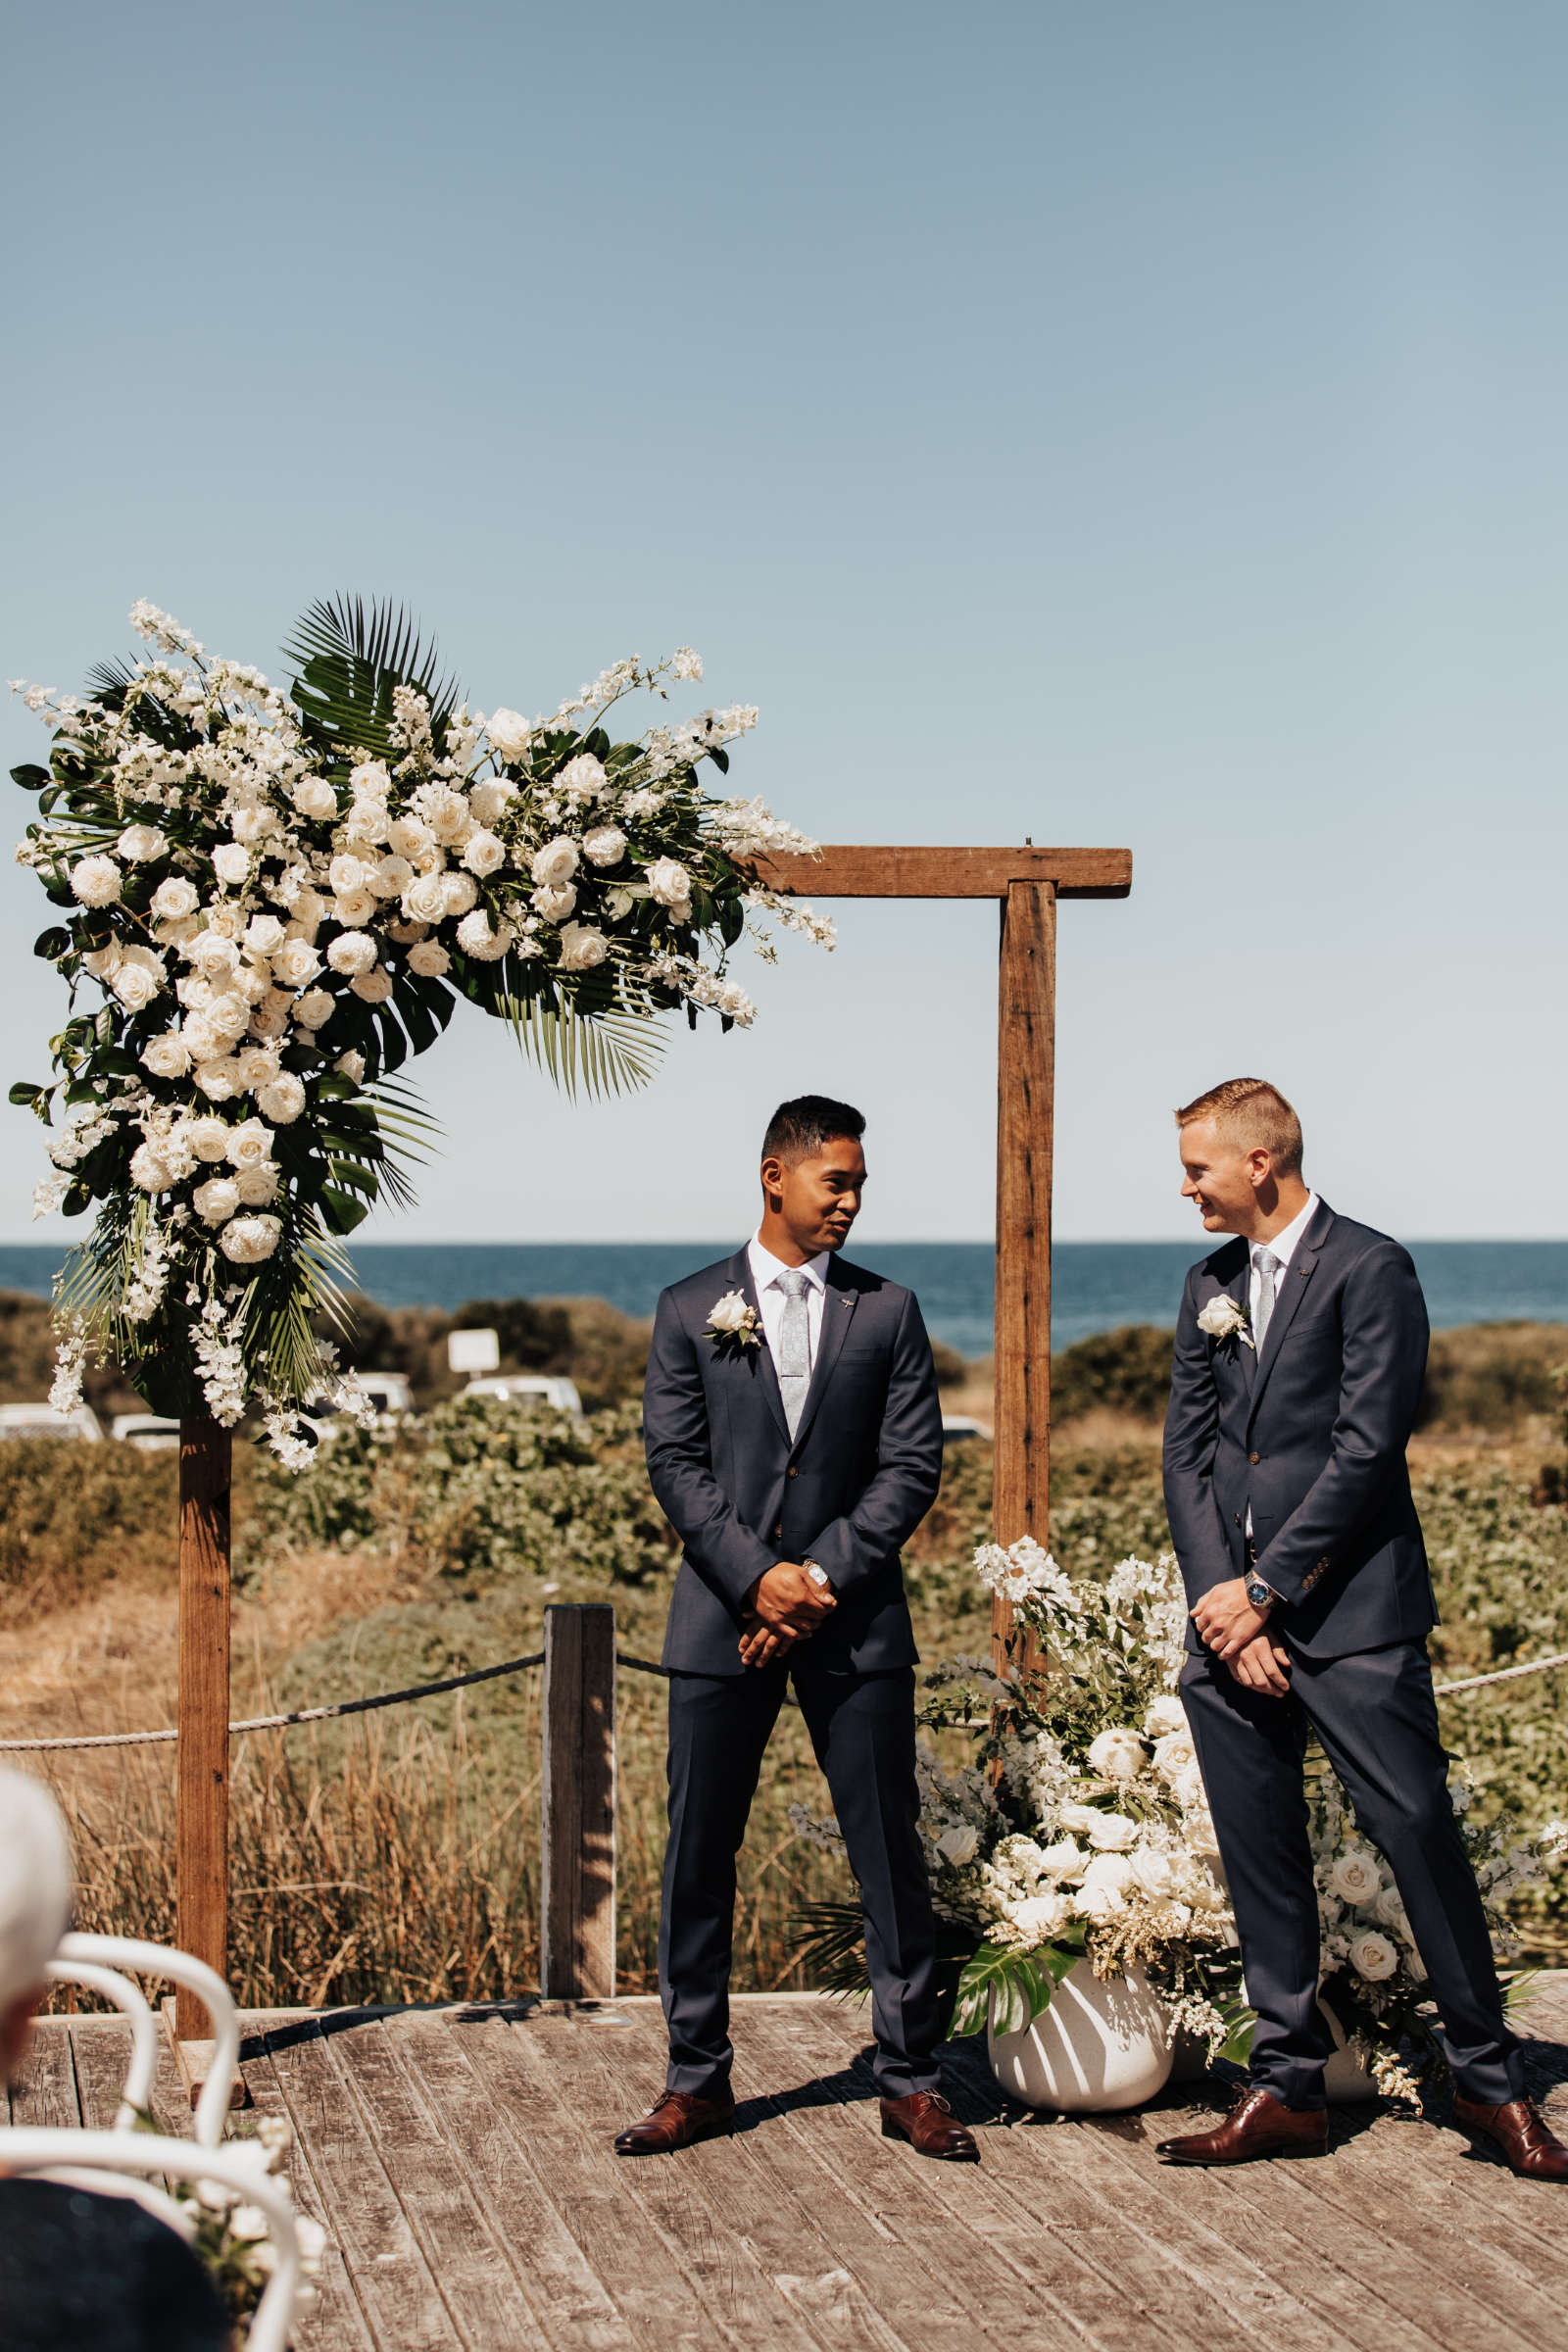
[4, 1238, 1568, 1360]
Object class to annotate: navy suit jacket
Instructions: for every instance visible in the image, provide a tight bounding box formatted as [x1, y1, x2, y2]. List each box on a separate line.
[1162, 1200, 1437, 1660]
[644, 1248, 944, 1677]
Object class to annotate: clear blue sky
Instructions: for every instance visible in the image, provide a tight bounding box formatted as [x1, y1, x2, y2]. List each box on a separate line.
[3, 2, 1563, 1246]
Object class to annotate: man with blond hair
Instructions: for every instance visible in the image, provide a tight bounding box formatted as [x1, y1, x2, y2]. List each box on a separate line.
[1156, 1080, 1567, 2178]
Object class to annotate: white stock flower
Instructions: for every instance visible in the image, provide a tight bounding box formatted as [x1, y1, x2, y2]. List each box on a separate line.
[117, 823, 167, 862]
[1328, 1849, 1383, 1907]
[223, 1119, 274, 1171]
[129, 1142, 172, 1192]
[672, 646, 703, 680]
[293, 988, 334, 1030]
[716, 982, 755, 1027]
[532, 882, 576, 923]
[1144, 1695, 1188, 1740]
[141, 1032, 191, 1079]
[401, 872, 449, 926]
[407, 940, 450, 977]
[212, 842, 250, 886]
[335, 1050, 366, 1084]
[272, 936, 322, 988]
[332, 887, 376, 927]
[557, 752, 607, 806]
[463, 829, 506, 877]
[558, 921, 608, 971]
[622, 788, 662, 819]
[646, 857, 692, 915]
[235, 1161, 279, 1205]
[326, 932, 378, 976]
[351, 967, 394, 1002]
[442, 871, 478, 917]
[71, 855, 122, 906]
[230, 805, 276, 849]
[455, 910, 512, 961]
[936, 1824, 979, 1868]
[469, 778, 515, 826]
[582, 824, 627, 867]
[973, 1535, 1074, 1611]
[531, 837, 580, 888]
[220, 1214, 282, 1265]
[193, 1175, 240, 1226]
[486, 708, 532, 760]
[292, 776, 338, 821]
[1086, 1728, 1149, 1783]
[186, 1115, 231, 1164]
[257, 1072, 306, 1124]
[151, 875, 200, 922]
[1348, 1931, 1400, 1982]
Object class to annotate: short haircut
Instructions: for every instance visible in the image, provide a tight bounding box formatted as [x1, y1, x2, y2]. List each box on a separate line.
[761, 1095, 865, 1166]
[1175, 1077, 1303, 1178]
[0, 1769, 72, 2019]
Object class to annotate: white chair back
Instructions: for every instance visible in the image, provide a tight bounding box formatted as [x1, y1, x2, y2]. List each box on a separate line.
[53, 1932, 241, 2146]
[41, 1954, 160, 2130]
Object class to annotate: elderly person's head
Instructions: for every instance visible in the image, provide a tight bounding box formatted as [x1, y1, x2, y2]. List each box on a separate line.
[0, 1769, 73, 2082]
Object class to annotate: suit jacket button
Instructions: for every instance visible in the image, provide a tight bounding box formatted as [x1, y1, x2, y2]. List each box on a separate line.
[1249, 1450, 1260, 1465]
[787, 1465, 798, 1478]
[773, 1524, 783, 1540]
[1234, 1512, 1243, 1526]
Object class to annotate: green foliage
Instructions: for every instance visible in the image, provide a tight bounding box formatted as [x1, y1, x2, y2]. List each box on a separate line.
[1052, 1324, 1175, 1423]
[1416, 1322, 1567, 1434]
[951, 1936, 1084, 2039]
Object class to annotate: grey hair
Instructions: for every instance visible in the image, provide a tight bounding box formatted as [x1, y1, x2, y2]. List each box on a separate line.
[0, 1769, 73, 2017]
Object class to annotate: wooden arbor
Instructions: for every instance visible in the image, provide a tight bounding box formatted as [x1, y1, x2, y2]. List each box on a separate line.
[172, 839, 1131, 2027]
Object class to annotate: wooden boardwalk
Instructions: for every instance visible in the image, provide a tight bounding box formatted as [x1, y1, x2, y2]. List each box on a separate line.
[15, 1981, 1568, 2352]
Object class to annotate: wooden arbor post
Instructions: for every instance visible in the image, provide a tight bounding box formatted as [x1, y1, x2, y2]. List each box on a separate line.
[753, 845, 1131, 1667]
[175, 1417, 231, 2037]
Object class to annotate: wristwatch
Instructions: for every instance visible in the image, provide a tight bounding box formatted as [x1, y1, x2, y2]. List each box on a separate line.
[805, 1562, 830, 1589]
[1245, 1572, 1276, 1613]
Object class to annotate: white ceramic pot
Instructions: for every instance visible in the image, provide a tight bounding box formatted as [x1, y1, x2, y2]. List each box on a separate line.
[988, 1960, 1174, 2113]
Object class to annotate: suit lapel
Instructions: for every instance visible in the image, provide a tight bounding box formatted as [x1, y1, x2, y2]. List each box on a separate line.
[1247, 1201, 1334, 1426]
[729, 1247, 790, 1445]
[787, 1260, 858, 1454]
[1226, 1252, 1256, 1388]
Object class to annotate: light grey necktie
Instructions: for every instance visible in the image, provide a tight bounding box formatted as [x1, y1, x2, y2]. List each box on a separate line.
[1251, 1247, 1281, 1350]
[775, 1268, 811, 1440]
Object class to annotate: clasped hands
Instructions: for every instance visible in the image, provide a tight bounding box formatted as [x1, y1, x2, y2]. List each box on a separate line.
[738, 1561, 835, 1668]
[1190, 1576, 1292, 1697]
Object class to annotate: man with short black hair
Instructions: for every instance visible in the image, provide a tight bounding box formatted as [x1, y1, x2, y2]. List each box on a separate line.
[615, 1096, 976, 2162]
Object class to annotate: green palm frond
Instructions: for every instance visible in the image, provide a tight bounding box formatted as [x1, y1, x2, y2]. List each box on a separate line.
[282, 596, 462, 767]
[499, 972, 665, 1102]
[786, 1901, 870, 1996]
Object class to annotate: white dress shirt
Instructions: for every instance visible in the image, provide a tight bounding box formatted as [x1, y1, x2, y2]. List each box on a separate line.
[747, 1233, 829, 1374]
[1246, 1192, 1319, 1574]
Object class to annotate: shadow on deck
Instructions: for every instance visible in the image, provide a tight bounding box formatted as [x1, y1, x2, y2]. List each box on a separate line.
[17, 1981, 1568, 2352]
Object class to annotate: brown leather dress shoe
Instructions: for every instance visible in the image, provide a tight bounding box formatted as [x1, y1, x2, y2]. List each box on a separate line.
[1156, 2086, 1328, 2166]
[613, 2089, 736, 2156]
[1452, 2093, 1568, 2180]
[879, 2090, 979, 2162]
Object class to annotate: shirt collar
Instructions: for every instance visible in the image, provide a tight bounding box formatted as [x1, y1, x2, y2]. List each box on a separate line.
[749, 1233, 830, 1294]
[1254, 1192, 1319, 1274]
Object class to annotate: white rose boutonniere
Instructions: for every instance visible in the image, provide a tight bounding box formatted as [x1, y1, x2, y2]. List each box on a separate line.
[705, 1289, 761, 1352]
[1196, 1293, 1253, 1350]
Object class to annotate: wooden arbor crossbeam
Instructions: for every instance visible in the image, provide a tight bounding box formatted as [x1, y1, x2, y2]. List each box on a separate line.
[755, 845, 1133, 1664]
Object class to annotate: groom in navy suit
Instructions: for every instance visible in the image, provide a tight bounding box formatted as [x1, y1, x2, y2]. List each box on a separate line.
[1158, 1077, 1566, 2178]
[614, 1096, 977, 2163]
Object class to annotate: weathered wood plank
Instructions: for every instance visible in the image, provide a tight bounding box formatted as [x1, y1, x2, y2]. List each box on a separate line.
[69, 2019, 136, 2131]
[176, 1416, 231, 2036]
[542, 1605, 617, 2000]
[749, 847, 1132, 901]
[992, 876, 1054, 1669]
[267, 2016, 466, 2352]
[388, 2009, 641, 2352]
[9, 2019, 81, 2129]
[238, 2034, 376, 2352]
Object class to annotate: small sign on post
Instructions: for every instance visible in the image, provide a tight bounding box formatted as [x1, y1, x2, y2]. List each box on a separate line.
[448, 1327, 501, 1376]
[540, 1604, 617, 2000]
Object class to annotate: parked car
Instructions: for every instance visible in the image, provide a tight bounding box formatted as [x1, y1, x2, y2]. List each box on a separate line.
[462, 1373, 584, 1419]
[355, 1372, 414, 1419]
[110, 1413, 182, 1451]
[0, 1402, 103, 1443]
[941, 1414, 993, 1444]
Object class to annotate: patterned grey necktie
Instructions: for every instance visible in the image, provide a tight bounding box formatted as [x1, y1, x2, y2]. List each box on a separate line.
[1251, 1247, 1281, 1350]
[775, 1268, 811, 1440]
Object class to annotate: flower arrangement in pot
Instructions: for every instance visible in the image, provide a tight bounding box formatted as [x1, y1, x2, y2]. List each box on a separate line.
[10, 600, 829, 1454]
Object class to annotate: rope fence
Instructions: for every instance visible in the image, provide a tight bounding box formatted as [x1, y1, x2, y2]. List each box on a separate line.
[3, 1642, 1564, 1756]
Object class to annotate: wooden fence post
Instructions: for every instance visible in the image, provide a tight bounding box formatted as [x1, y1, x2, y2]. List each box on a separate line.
[540, 1604, 617, 1999]
[993, 877, 1056, 1674]
[175, 1417, 231, 2038]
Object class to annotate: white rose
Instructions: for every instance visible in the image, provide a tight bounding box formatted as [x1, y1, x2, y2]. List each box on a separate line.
[486, 708, 532, 760]
[1127, 1845, 1176, 1899]
[531, 836, 580, 888]
[129, 1142, 172, 1192]
[1057, 1803, 1104, 1838]
[1008, 1890, 1072, 1942]
[180, 1013, 224, 1061]
[203, 901, 246, 941]
[155, 911, 201, 949]
[271, 937, 322, 989]
[194, 1059, 241, 1101]
[248, 991, 292, 1039]
[707, 1290, 754, 1336]
[117, 823, 167, 862]
[400, 872, 449, 926]
[292, 988, 335, 1030]
[220, 1214, 282, 1265]
[71, 855, 122, 906]
[186, 1115, 231, 1163]
[455, 910, 513, 961]
[1348, 1931, 1400, 1983]
[335, 1050, 366, 1085]
[150, 875, 199, 922]
[581, 825, 627, 867]
[193, 1174, 240, 1226]
[288, 886, 326, 938]
[347, 799, 390, 846]
[81, 944, 121, 980]
[1373, 1884, 1411, 1936]
[245, 913, 286, 956]
[463, 829, 506, 877]
[1036, 1838, 1087, 1881]
[332, 888, 376, 928]
[112, 961, 163, 1012]
[189, 931, 240, 982]
[407, 941, 451, 978]
[291, 776, 338, 821]
[235, 1161, 279, 1206]
[141, 1031, 191, 1079]
[935, 1824, 978, 1869]
[442, 871, 478, 918]
[1144, 1695, 1188, 1739]
[1086, 1728, 1149, 1784]
[646, 856, 692, 913]
[1084, 1810, 1139, 1852]
[212, 842, 250, 886]
[557, 752, 607, 805]
[558, 921, 608, 971]
[532, 882, 576, 923]
[348, 759, 390, 800]
[388, 815, 433, 860]
[234, 1045, 280, 1090]
[1152, 1730, 1198, 1783]
[1328, 1849, 1383, 1907]
[1073, 1880, 1125, 1925]
[468, 778, 515, 826]
[370, 856, 414, 899]
[423, 788, 472, 847]
[326, 932, 378, 976]
[257, 1072, 307, 1125]
[327, 853, 368, 897]
[351, 967, 394, 1002]
[224, 1119, 274, 1171]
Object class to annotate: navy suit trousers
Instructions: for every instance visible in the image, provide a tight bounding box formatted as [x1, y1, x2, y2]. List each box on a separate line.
[1180, 1640, 1523, 2107]
[660, 1662, 940, 2099]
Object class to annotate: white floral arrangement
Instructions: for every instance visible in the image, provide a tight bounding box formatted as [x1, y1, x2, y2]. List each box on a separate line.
[1196, 1292, 1252, 1349]
[10, 600, 828, 1451]
[129, 2107, 325, 2328]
